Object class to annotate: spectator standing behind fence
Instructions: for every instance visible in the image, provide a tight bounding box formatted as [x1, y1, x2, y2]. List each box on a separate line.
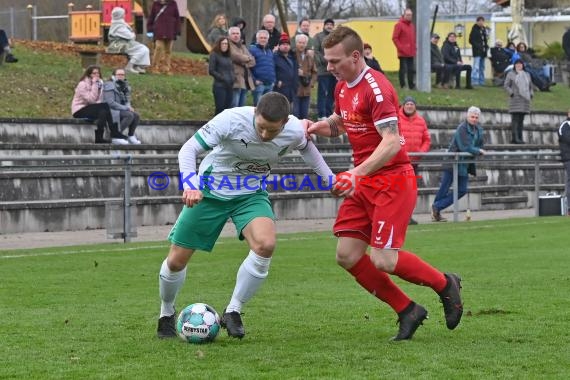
[208, 37, 235, 115]
[398, 96, 431, 225]
[0, 29, 17, 63]
[469, 16, 489, 87]
[71, 65, 128, 145]
[392, 8, 416, 90]
[206, 14, 228, 46]
[107, 7, 150, 74]
[103, 68, 141, 145]
[558, 110, 570, 215]
[363, 43, 383, 73]
[431, 106, 486, 222]
[293, 34, 316, 119]
[314, 18, 337, 120]
[504, 59, 533, 144]
[249, 30, 276, 106]
[251, 14, 281, 51]
[147, 0, 180, 76]
[273, 34, 298, 106]
[228, 26, 256, 107]
[442, 32, 473, 89]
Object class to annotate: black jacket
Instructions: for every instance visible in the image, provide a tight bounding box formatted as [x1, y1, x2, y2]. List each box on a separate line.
[208, 51, 235, 88]
[431, 43, 444, 66]
[469, 24, 489, 57]
[559, 118, 570, 162]
[442, 40, 462, 64]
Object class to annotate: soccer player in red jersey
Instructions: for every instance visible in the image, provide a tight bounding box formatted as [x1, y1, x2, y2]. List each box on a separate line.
[306, 26, 463, 340]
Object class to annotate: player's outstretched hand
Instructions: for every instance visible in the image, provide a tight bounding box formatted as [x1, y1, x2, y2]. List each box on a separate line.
[331, 170, 357, 198]
[182, 189, 203, 207]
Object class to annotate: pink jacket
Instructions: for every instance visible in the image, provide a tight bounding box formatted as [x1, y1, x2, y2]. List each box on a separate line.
[71, 78, 103, 115]
[398, 107, 431, 162]
[392, 17, 416, 58]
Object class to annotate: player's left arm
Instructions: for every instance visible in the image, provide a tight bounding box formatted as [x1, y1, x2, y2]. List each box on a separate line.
[353, 119, 402, 176]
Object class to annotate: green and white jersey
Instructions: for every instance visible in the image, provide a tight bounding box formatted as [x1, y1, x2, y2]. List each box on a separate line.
[191, 107, 308, 198]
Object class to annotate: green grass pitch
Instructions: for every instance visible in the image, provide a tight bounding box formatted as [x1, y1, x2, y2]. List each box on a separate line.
[1, 217, 569, 379]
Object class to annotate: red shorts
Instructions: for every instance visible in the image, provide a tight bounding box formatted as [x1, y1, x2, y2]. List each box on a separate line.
[333, 169, 417, 249]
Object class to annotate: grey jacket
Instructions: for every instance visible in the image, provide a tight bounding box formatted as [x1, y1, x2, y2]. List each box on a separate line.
[504, 70, 533, 114]
[103, 80, 132, 125]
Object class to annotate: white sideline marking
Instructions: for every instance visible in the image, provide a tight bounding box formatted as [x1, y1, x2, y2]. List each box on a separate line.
[0, 235, 325, 259]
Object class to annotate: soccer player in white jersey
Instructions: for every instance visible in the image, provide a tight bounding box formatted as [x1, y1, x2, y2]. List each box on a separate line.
[306, 26, 463, 341]
[157, 92, 334, 339]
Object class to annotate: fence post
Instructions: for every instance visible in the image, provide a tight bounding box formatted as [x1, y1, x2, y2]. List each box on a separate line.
[10, 7, 15, 37]
[123, 155, 133, 243]
[452, 154, 459, 222]
[534, 156, 540, 217]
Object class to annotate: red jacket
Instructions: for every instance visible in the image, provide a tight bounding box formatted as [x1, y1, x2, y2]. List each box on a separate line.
[392, 17, 416, 58]
[398, 107, 431, 162]
[147, 0, 181, 41]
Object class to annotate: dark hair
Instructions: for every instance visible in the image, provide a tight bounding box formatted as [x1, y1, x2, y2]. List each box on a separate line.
[298, 17, 310, 26]
[323, 25, 363, 56]
[516, 42, 527, 51]
[255, 92, 290, 122]
[212, 36, 230, 55]
[80, 65, 101, 81]
[476, 16, 485, 22]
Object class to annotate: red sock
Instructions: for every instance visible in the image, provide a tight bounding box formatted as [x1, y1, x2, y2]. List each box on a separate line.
[393, 250, 447, 292]
[348, 254, 411, 313]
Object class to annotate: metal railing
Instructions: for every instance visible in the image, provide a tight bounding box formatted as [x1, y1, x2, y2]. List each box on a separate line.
[0, 150, 564, 240]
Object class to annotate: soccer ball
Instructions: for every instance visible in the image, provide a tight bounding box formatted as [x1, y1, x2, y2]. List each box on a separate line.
[176, 303, 221, 344]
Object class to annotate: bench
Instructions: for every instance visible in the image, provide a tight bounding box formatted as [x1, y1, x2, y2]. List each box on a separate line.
[74, 46, 129, 69]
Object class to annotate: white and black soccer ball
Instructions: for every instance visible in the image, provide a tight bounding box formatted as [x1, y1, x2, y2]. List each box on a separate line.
[176, 303, 221, 344]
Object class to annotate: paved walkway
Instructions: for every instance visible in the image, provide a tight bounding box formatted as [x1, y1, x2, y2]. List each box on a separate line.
[0, 209, 535, 251]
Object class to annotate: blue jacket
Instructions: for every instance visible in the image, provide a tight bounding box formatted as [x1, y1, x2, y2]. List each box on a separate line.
[249, 44, 276, 84]
[273, 51, 298, 102]
[447, 120, 485, 176]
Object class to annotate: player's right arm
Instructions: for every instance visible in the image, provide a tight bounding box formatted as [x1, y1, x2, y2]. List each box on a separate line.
[306, 113, 346, 137]
[178, 137, 207, 207]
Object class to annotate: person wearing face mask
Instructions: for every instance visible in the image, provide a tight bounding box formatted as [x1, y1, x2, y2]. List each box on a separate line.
[71, 65, 128, 144]
[103, 68, 141, 144]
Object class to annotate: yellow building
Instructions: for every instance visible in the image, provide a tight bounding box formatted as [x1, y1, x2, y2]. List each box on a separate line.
[288, 14, 570, 72]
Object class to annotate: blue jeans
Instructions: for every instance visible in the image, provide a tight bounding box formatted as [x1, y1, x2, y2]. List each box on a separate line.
[293, 96, 311, 119]
[432, 169, 469, 212]
[252, 82, 274, 106]
[317, 75, 336, 118]
[471, 56, 486, 86]
[232, 88, 248, 107]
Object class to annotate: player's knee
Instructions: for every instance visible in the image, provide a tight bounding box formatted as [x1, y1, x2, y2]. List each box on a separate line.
[335, 250, 355, 269]
[250, 237, 276, 257]
[167, 245, 194, 271]
[369, 250, 397, 273]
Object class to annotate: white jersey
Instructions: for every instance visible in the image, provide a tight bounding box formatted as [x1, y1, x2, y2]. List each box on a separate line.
[191, 107, 308, 198]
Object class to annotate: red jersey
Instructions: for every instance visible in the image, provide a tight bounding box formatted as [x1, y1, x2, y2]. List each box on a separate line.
[334, 68, 410, 175]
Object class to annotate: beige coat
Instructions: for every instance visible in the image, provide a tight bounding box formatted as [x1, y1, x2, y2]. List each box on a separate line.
[229, 40, 256, 90]
[295, 50, 317, 97]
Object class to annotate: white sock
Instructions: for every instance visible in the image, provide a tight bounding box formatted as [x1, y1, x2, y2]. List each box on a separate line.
[225, 250, 271, 313]
[159, 259, 186, 317]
